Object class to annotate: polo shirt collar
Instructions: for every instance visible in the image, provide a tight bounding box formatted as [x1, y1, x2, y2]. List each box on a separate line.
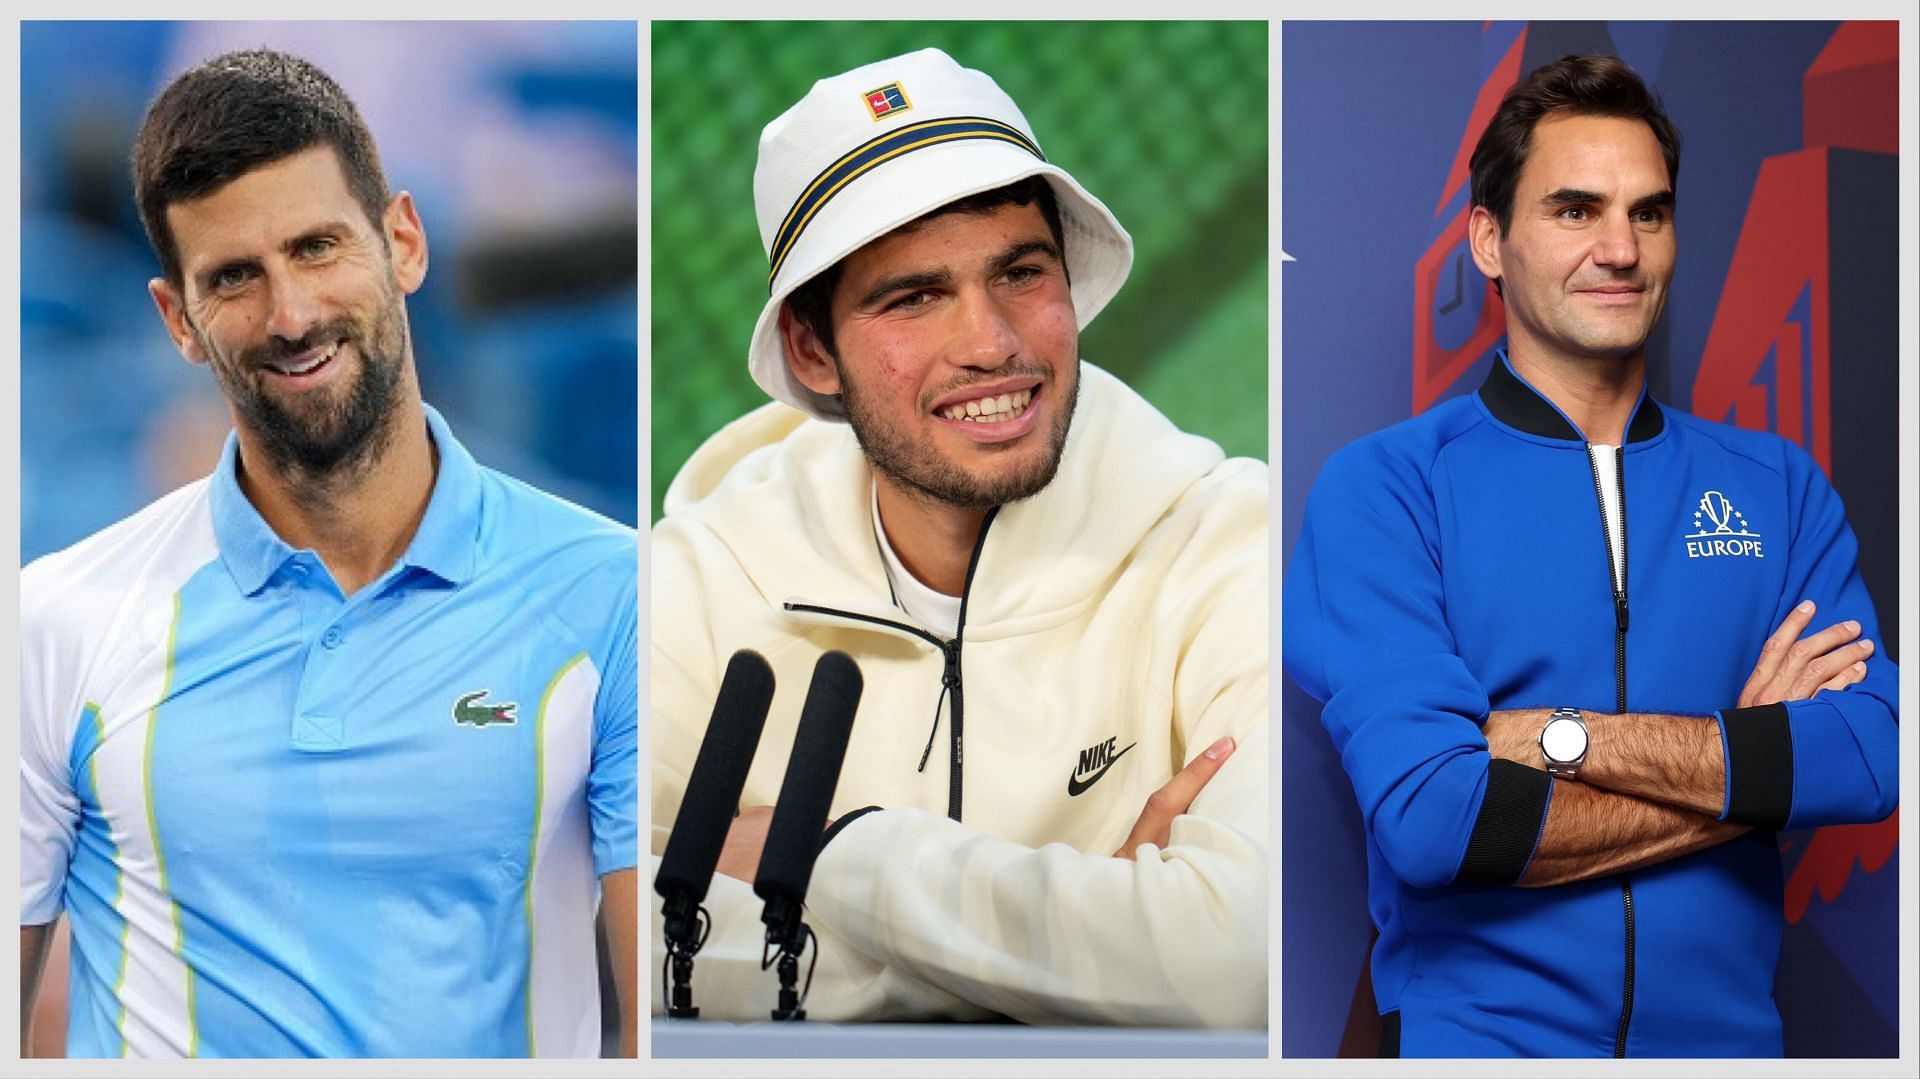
[210, 403, 485, 595]
[1478, 349, 1665, 444]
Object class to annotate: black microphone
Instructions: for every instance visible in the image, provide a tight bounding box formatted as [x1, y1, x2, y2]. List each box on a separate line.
[753, 650, 864, 1020]
[653, 649, 775, 1018]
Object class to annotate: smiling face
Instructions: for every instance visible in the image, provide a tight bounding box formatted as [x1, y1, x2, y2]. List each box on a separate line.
[1469, 112, 1676, 368]
[149, 144, 427, 478]
[781, 200, 1080, 509]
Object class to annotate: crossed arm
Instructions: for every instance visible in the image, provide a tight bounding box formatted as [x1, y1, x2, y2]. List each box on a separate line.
[713, 735, 1240, 882]
[651, 726, 1266, 1027]
[1477, 603, 1876, 887]
[1284, 441, 1896, 895]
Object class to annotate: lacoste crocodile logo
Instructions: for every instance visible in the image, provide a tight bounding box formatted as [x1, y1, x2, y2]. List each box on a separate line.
[453, 690, 518, 728]
[1067, 736, 1137, 797]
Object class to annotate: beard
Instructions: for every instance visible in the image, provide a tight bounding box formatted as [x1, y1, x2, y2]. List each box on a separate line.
[839, 361, 1079, 511]
[199, 284, 409, 481]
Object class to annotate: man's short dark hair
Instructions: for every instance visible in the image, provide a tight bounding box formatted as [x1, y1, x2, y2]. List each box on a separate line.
[1469, 54, 1682, 237]
[785, 175, 1067, 359]
[132, 49, 390, 286]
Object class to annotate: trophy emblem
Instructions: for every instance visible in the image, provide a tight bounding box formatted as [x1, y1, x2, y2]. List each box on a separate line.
[1685, 488, 1762, 557]
[1699, 490, 1735, 534]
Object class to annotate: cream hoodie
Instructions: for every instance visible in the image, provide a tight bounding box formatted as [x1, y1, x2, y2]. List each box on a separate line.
[650, 364, 1268, 1027]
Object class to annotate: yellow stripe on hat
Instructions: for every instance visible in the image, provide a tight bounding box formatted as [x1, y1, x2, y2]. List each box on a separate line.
[768, 116, 1043, 290]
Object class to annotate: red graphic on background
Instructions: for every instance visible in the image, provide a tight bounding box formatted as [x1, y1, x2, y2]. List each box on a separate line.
[1431, 30, 1528, 221]
[1411, 29, 1526, 414]
[1804, 21, 1897, 155]
[1782, 810, 1899, 924]
[1695, 18, 1896, 479]
[1698, 20, 1899, 922]
[1692, 150, 1831, 471]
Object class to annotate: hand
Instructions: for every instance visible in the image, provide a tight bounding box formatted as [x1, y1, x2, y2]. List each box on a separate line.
[1737, 600, 1873, 709]
[714, 805, 775, 883]
[1113, 735, 1236, 859]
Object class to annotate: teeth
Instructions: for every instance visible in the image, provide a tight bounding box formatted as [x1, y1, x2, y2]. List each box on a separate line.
[941, 388, 1033, 423]
[271, 343, 338, 376]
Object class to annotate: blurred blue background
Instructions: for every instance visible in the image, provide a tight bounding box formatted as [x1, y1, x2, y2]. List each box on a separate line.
[20, 21, 639, 562]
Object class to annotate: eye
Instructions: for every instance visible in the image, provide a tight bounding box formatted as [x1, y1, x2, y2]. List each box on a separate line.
[207, 265, 256, 293]
[1557, 206, 1592, 222]
[889, 289, 937, 311]
[294, 235, 339, 258]
[1003, 264, 1045, 286]
[1631, 206, 1669, 225]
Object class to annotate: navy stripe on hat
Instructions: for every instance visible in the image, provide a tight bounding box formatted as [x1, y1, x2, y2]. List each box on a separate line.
[767, 115, 1044, 289]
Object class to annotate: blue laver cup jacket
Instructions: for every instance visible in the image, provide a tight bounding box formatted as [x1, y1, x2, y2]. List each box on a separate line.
[1283, 354, 1897, 1057]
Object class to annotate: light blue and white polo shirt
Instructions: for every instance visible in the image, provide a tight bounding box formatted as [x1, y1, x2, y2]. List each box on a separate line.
[19, 405, 638, 1058]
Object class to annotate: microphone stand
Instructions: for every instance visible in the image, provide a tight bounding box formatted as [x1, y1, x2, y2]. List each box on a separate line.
[653, 647, 776, 1023]
[760, 894, 814, 1021]
[752, 649, 860, 1023]
[660, 889, 708, 1019]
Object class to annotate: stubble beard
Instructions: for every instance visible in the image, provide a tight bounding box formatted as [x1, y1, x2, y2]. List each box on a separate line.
[839, 361, 1079, 511]
[199, 280, 411, 488]
[1506, 266, 1663, 368]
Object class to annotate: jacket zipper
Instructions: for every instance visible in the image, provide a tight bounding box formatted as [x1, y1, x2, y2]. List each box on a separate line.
[1584, 443, 1635, 1059]
[781, 506, 999, 823]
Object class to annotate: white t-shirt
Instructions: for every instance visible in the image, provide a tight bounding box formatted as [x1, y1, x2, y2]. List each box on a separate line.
[870, 484, 962, 638]
[1591, 443, 1625, 590]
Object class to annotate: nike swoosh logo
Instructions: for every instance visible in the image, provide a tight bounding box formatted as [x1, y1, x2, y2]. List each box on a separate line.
[1066, 742, 1137, 797]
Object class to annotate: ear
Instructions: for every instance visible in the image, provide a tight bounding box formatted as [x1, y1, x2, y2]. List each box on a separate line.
[1467, 204, 1504, 284]
[384, 191, 429, 294]
[148, 278, 209, 365]
[778, 303, 841, 396]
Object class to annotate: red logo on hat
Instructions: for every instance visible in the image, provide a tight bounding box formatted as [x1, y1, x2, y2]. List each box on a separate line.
[864, 82, 911, 120]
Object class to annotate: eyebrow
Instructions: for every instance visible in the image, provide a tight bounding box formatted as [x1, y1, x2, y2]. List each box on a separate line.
[1541, 187, 1676, 212]
[853, 268, 952, 310]
[853, 237, 1064, 309]
[987, 238, 1062, 277]
[1542, 188, 1605, 207]
[1628, 190, 1676, 214]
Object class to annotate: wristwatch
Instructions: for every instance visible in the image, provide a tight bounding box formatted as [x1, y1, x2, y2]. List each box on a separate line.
[1540, 707, 1589, 778]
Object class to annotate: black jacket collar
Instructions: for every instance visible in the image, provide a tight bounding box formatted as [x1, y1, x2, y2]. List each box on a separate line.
[1478, 352, 1665, 444]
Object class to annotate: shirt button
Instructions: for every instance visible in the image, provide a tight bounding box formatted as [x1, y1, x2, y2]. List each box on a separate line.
[290, 563, 309, 576]
[321, 628, 344, 649]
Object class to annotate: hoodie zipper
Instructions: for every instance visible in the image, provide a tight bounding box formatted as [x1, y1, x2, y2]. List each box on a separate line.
[1584, 443, 1635, 1059]
[781, 506, 999, 822]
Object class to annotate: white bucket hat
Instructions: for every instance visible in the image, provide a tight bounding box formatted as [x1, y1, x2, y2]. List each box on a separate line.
[749, 47, 1134, 421]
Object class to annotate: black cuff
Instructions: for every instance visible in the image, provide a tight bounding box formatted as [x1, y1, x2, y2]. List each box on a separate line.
[1720, 703, 1794, 829]
[1457, 759, 1552, 886]
[818, 805, 884, 855]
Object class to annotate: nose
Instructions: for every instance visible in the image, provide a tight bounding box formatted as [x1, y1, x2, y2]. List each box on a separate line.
[262, 268, 321, 343]
[1591, 210, 1641, 271]
[949, 288, 1020, 370]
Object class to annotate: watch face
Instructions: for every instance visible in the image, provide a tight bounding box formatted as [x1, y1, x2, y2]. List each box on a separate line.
[1542, 717, 1587, 762]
